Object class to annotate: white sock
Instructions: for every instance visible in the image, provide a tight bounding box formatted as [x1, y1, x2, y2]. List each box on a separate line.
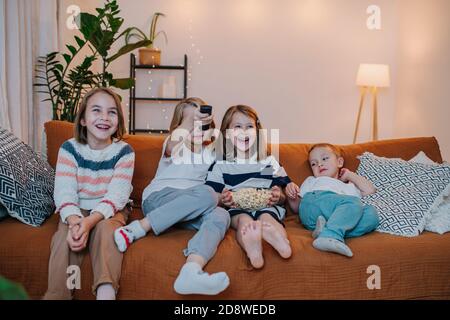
[312, 216, 326, 239]
[96, 283, 116, 300]
[174, 262, 230, 295]
[313, 237, 353, 257]
[114, 220, 147, 253]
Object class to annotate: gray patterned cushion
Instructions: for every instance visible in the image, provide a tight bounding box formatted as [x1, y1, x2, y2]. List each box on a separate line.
[357, 152, 450, 237]
[0, 203, 8, 220]
[0, 128, 55, 226]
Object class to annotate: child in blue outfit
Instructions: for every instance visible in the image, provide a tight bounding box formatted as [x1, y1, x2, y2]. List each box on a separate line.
[286, 143, 379, 257]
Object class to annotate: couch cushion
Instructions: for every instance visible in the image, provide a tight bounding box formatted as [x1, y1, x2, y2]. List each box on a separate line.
[357, 152, 450, 237]
[2, 208, 450, 300]
[45, 121, 443, 205]
[0, 128, 55, 226]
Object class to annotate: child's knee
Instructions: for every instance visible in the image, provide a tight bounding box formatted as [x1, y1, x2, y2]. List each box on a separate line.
[365, 206, 380, 228]
[93, 219, 115, 239]
[195, 185, 219, 208]
[210, 207, 231, 230]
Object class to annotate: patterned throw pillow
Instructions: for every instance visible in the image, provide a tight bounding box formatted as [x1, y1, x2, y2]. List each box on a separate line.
[0, 203, 8, 220]
[356, 152, 450, 237]
[0, 128, 55, 226]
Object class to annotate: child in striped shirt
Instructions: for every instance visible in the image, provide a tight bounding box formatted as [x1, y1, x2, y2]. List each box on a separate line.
[43, 87, 135, 300]
[206, 105, 292, 269]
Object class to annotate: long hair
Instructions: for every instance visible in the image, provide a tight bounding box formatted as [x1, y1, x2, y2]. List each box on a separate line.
[218, 105, 269, 161]
[74, 87, 126, 144]
[169, 97, 216, 133]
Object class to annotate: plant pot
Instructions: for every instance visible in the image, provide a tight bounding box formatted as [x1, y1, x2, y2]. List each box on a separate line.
[138, 48, 161, 65]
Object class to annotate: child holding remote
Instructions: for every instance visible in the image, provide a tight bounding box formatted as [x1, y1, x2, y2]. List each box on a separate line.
[114, 98, 231, 296]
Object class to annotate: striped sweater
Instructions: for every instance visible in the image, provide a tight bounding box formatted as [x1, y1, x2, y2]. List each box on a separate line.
[54, 138, 135, 223]
[205, 154, 291, 193]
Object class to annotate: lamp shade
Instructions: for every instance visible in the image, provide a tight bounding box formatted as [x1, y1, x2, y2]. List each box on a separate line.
[356, 64, 390, 87]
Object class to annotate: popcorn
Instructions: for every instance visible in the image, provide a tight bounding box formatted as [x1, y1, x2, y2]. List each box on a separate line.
[232, 188, 272, 211]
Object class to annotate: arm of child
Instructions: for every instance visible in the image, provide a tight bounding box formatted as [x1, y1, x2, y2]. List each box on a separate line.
[219, 189, 236, 208]
[205, 162, 231, 207]
[340, 168, 376, 197]
[285, 182, 301, 214]
[91, 145, 135, 221]
[54, 143, 83, 224]
[70, 211, 104, 252]
[268, 186, 286, 207]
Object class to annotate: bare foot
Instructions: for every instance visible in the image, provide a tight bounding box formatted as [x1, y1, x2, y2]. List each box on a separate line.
[240, 221, 264, 269]
[262, 221, 292, 259]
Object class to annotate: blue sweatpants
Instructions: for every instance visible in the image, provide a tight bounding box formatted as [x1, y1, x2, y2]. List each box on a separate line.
[299, 191, 379, 242]
[142, 185, 230, 262]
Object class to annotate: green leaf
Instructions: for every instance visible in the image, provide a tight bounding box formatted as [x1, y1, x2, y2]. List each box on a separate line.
[74, 36, 85, 48]
[66, 45, 77, 56]
[110, 78, 131, 90]
[54, 64, 64, 72]
[62, 53, 71, 64]
[106, 39, 152, 63]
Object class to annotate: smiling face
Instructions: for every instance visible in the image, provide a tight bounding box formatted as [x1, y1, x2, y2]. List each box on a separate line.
[309, 146, 344, 179]
[227, 111, 257, 157]
[80, 92, 119, 149]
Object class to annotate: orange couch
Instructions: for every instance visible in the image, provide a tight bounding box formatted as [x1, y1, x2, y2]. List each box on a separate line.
[1, 120, 449, 300]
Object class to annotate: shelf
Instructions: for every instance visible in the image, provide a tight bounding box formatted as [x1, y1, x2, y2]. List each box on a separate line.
[129, 53, 188, 135]
[135, 64, 185, 70]
[134, 97, 184, 101]
[133, 129, 169, 134]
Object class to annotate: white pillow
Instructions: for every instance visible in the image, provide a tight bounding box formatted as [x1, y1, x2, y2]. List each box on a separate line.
[408, 152, 450, 234]
[357, 152, 450, 237]
[409, 151, 439, 165]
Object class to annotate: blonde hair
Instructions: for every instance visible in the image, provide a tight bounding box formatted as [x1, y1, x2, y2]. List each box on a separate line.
[169, 97, 216, 133]
[309, 143, 342, 158]
[74, 87, 126, 144]
[218, 105, 269, 161]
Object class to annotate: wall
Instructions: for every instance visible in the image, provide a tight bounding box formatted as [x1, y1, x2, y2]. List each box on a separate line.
[395, 0, 450, 161]
[59, 0, 399, 146]
[58, 0, 450, 162]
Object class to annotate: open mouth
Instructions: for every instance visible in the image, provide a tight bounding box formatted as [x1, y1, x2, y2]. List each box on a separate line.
[319, 168, 327, 173]
[237, 136, 250, 144]
[95, 124, 111, 131]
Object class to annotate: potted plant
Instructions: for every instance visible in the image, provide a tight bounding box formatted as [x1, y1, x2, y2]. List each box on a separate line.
[126, 12, 167, 65]
[34, 0, 151, 121]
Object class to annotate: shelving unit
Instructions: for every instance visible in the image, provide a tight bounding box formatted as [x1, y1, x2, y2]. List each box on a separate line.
[128, 53, 188, 134]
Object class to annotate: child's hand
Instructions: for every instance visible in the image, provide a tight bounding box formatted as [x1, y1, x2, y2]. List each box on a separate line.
[286, 182, 300, 199]
[221, 188, 236, 208]
[66, 214, 82, 227]
[267, 186, 282, 206]
[338, 168, 354, 183]
[194, 108, 213, 129]
[67, 224, 88, 252]
[69, 217, 96, 252]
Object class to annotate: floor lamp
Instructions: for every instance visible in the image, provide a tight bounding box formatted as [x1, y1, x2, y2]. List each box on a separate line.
[353, 64, 390, 143]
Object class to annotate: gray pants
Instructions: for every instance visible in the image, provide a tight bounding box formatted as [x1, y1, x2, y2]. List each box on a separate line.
[142, 185, 230, 262]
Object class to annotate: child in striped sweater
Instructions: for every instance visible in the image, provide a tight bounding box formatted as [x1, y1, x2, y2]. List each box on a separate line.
[206, 105, 292, 269]
[43, 87, 135, 300]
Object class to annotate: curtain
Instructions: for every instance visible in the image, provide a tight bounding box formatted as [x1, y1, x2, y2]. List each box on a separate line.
[0, 0, 58, 151]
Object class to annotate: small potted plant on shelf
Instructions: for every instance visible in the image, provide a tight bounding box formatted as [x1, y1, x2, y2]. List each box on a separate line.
[127, 12, 167, 66]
